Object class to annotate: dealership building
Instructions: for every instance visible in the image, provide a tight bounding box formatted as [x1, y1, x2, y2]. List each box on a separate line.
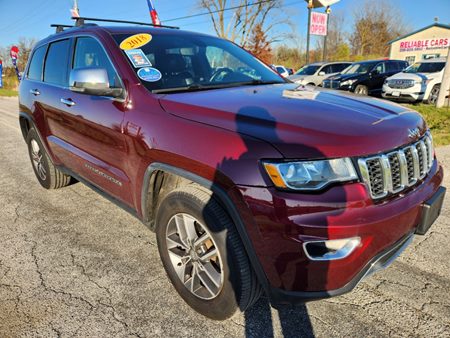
[388, 23, 450, 64]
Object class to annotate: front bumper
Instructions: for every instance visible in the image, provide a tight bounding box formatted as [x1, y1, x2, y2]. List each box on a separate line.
[236, 161, 444, 303]
[382, 84, 425, 102]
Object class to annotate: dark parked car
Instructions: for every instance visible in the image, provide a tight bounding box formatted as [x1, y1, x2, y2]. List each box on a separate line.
[323, 59, 409, 95]
[18, 19, 445, 320]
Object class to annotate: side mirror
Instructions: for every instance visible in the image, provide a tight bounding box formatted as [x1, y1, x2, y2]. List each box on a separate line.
[318, 71, 326, 76]
[69, 67, 123, 98]
[370, 69, 380, 76]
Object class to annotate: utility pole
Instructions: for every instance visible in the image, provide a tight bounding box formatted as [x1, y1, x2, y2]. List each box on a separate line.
[436, 47, 450, 108]
[306, 0, 313, 64]
[322, 6, 331, 61]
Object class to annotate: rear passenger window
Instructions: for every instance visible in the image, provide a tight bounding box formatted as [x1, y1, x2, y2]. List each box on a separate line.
[73, 37, 120, 87]
[386, 61, 398, 72]
[333, 63, 349, 73]
[27, 46, 46, 81]
[44, 39, 70, 86]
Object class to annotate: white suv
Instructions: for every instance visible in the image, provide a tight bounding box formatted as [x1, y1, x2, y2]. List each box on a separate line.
[382, 58, 447, 104]
[289, 61, 351, 86]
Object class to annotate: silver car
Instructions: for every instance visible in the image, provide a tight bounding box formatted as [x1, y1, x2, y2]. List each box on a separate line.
[289, 61, 351, 86]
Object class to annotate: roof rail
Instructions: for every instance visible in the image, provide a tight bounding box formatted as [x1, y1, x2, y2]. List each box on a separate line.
[50, 24, 74, 33]
[72, 17, 179, 30]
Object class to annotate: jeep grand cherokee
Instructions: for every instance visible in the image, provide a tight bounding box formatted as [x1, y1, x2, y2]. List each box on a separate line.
[18, 19, 445, 320]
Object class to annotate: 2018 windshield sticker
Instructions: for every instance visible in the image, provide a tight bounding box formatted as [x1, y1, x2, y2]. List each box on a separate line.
[137, 67, 162, 82]
[125, 49, 152, 68]
[120, 33, 152, 50]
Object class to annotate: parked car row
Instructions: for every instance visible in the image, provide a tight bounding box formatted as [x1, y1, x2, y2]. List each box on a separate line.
[280, 57, 447, 104]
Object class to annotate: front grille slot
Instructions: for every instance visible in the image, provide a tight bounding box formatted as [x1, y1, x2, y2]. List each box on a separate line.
[366, 158, 384, 197]
[358, 134, 434, 199]
[388, 153, 402, 191]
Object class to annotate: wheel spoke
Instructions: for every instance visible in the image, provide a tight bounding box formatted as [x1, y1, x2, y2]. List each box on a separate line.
[197, 263, 220, 296]
[167, 233, 188, 251]
[200, 247, 218, 262]
[194, 232, 210, 247]
[168, 251, 189, 281]
[175, 214, 198, 245]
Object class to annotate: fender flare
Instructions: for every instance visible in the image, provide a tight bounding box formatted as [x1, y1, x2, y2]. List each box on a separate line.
[141, 162, 270, 292]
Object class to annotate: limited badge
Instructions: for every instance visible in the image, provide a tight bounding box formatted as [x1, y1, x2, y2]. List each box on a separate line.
[137, 67, 162, 82]
[125, 49, 152, 68]
[120, 33, 152, 50]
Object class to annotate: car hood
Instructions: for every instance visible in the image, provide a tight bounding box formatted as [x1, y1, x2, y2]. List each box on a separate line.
[158, 83, 427, 159]
[326, 73, 360, 82]
[387, 71, 441, 81]
[289, 75, 308, 82]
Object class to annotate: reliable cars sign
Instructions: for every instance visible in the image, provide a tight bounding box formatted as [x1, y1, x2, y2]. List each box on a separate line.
[0, 60, 2, 88]
[399, 38, 449, 52]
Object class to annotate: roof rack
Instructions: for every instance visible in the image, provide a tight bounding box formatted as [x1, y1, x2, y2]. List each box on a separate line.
[51, 24, 74, 33]
[72, 17, 179, 30]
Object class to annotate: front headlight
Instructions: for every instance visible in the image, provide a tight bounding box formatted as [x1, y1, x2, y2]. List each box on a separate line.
[340, 79, 356, 87]
[263, 158, 358, 191]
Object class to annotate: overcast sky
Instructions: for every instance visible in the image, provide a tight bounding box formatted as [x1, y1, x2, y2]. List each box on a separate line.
[0, 0, 449, 48]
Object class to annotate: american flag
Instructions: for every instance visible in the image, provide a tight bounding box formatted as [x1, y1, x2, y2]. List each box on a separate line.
[146, 0, 161, 26]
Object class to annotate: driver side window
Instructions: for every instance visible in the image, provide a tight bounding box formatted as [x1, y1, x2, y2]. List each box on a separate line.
[374, 62, 386, 74]
[73, 37, 120, 87]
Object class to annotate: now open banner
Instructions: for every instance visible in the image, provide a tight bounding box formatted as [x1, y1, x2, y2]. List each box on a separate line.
[310, 11, 328, 36]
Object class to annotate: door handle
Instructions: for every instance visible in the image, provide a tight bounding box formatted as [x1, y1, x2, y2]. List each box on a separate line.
[30, 89, 40, 96]
[61, 98, 76, 107]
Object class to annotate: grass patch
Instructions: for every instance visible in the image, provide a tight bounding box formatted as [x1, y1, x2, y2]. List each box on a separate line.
[404, 104, 450, 146]
[0, 88, 18, 97]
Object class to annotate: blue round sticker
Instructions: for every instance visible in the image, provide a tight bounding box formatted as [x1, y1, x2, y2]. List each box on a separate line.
[137, 67, 162, 82]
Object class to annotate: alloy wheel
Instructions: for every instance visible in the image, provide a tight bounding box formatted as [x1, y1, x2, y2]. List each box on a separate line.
[165, 213, 224, 300]
[30, 139, 46, 181]
[428, 86, 440, 105]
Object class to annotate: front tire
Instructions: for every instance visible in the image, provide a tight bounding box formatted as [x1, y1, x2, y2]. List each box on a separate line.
[354, 84, 368, 95]
[155, 186, 261, 320]
[26, 128, 72, 189]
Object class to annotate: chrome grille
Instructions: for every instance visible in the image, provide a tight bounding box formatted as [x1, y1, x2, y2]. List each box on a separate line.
[387, 79, 415, 89]
[358, 134, 434, 199]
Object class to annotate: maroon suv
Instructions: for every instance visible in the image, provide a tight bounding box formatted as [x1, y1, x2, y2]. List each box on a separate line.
[18, 20, 445, 320]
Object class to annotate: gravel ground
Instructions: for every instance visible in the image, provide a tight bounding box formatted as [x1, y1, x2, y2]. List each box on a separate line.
[0, 97, 449, 337]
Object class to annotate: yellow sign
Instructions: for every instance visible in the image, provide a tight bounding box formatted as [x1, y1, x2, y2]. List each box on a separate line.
[120, 34, 152, 50]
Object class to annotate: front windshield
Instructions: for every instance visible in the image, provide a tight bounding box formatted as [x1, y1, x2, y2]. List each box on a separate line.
[404, 62, 446, 73]
[341, 62, 376, 74]
[295, 65, 320, 76]
[113, 32, 284, 93]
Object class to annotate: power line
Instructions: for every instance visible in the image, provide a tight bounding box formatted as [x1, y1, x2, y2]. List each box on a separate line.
[163, 0, 278, 23]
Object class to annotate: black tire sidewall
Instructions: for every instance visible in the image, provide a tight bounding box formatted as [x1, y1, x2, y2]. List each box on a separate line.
[26, 128, 52, 189]
[155, 189, 241, 320]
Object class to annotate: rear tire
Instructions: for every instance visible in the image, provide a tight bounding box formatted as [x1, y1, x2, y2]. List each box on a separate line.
[26, 128, 72, 189]
[354, 84, 368, 95]
[155, 185, 262, 320]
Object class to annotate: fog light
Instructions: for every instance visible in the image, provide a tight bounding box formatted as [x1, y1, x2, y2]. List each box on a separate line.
[303, 237, 361, 261]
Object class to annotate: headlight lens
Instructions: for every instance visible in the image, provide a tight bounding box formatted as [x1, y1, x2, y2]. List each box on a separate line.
[340, 79, 356, 87]
[263, 158, 358, 190]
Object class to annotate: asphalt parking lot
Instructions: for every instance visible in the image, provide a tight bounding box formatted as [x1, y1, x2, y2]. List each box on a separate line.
[0, 96, 449, 337]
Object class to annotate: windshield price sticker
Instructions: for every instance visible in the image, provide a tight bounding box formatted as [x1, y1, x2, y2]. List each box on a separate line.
[120, 33, 152, 50]
[125, 49, 152, 68]
[137, 67, 162, 82]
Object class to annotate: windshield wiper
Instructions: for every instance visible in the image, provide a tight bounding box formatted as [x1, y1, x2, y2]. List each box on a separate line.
[153, 80, 285, 94]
